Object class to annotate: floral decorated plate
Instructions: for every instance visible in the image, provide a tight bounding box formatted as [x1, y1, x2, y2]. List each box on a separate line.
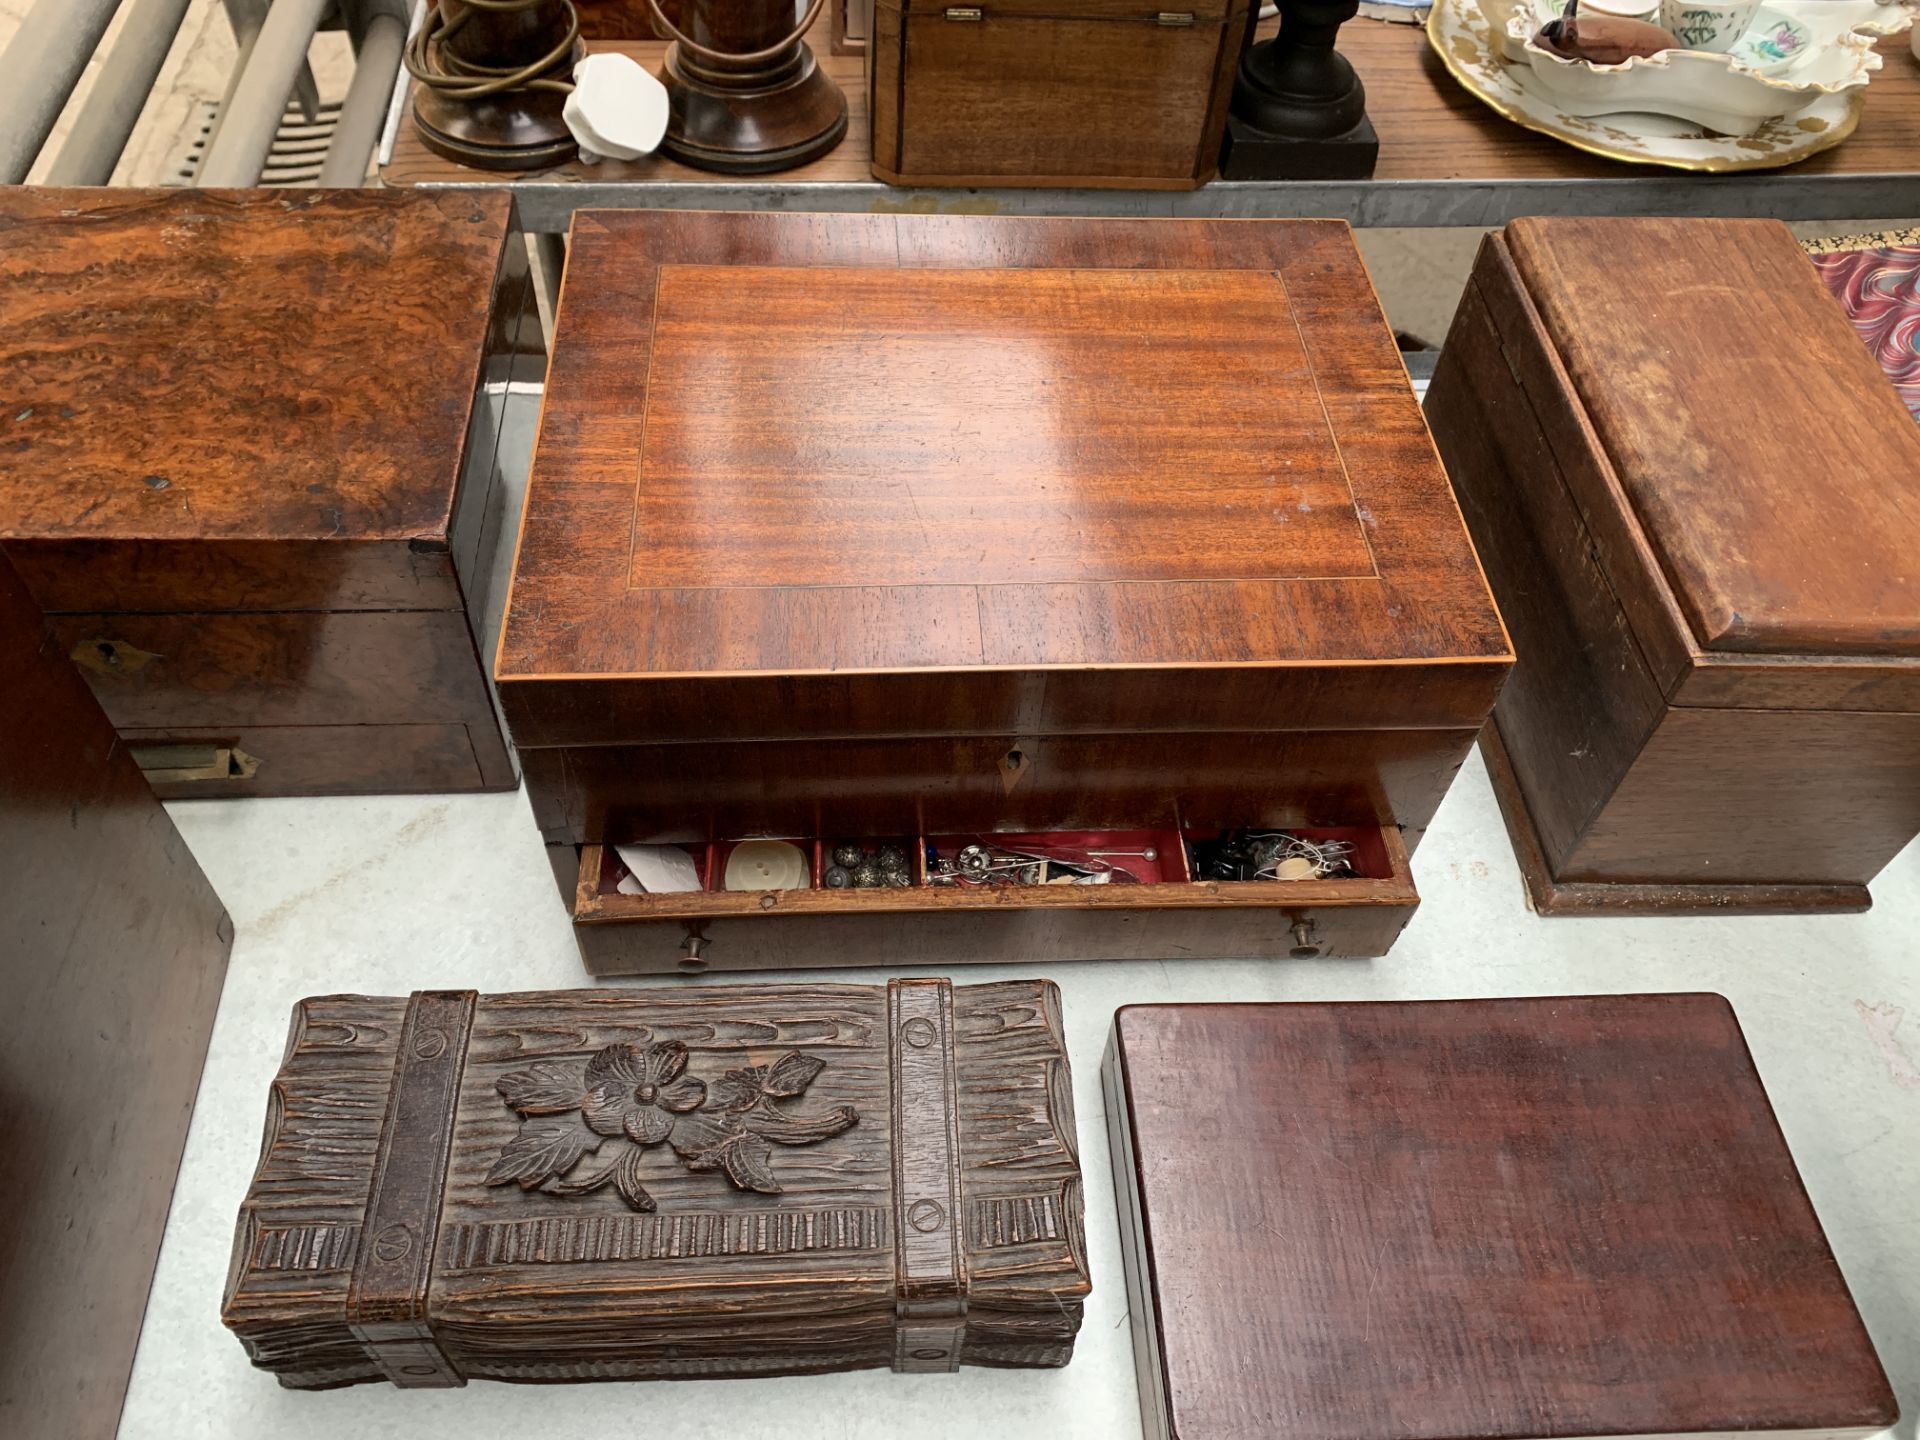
[1498, 0, 1901, 134]
[1430, 0, 1907, 170]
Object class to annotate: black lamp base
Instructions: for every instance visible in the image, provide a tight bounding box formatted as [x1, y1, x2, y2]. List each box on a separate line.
[1220, 111, 1379, 180]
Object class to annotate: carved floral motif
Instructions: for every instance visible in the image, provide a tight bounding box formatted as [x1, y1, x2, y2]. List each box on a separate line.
[485, 1042, 858, 1212]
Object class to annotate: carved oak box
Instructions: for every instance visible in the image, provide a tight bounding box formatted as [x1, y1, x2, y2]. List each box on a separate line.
[1105, 995, 1897, 1440]
[0, 188, 540, 798]
[1427, 217, 1920, 915]
[222, 978, 1089, 1389]
[498, 211, 1511, 973]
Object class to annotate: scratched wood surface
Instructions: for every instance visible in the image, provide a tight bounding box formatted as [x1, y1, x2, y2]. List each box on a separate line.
[1503, 217, 1920, 659]
[223, 980, 1088, 1389]
[0, 189, 511, 551]
[1426, 219, 1920, 911]
[1105, 995, 1899, 1440]
[0, 551, 231, 1440]
[382, 21, 1920, 187]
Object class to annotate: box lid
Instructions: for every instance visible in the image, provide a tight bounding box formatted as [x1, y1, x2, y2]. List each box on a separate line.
[1107, 994, 1897, 1440]
[497, 213, 1509, 748]
[1505, 217, 1920, 660]
[0, 188, 519, 612]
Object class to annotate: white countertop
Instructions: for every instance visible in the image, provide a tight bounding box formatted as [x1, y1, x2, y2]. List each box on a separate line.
[119, 751, 1920, 1440]
[115, 389, 1920, 1440]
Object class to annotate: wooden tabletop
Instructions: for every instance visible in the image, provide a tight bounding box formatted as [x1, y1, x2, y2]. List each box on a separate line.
[382, 19, 1920, 229]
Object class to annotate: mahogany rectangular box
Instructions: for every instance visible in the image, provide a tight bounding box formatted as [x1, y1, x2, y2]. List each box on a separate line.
[1, 550, 232, 1439]
[496, 211, 1511, 972]
[867, 0, 1251, 188]
[1426, 218, 1920, 915]
[1104, 995, 1897, 1440]
[222, 978, 1088, 1388]
[0, 188, 541, 798]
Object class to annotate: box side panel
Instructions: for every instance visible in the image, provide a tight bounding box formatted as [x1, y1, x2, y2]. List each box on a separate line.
[570, 899, 1416, 975]
[953, 981, 1089, 1366]
[221, 995, 408, 1390]
[430, 987, 898, 1378]
[498, 661, 1507, 751]
[1563, 705, 1920, 887]
[895, 16, 1226, 183]
[0, 552, 232, 1436]
[1427, 238, 1669, 874]
[47, 611, 502, 732]
[1, 538, 463, 615]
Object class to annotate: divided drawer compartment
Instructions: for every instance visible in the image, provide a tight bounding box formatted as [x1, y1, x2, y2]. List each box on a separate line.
[567, 822, 1418, 975]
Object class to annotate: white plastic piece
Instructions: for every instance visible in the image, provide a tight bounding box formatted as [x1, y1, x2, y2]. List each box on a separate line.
[562, 53, 669, 163]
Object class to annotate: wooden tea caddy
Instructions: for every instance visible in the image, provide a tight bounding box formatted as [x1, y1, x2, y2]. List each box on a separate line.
[1427, 217, 1920, 915]
[1105, 995, 1897, 1440]
[867, 0, 1252, 188]
[0, 550, 231, 1439]
[0, 189, 540, 797]
[223, 978, 1088, 1387]
[494, 211, 1511, 974]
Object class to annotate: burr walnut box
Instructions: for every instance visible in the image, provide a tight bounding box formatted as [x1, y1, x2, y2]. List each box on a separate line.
[1104, 995, 1898, 1440]
[0, 188, 540, 798]
[223, 978, 1088, 1389]
[1427, 218, 1920, 916]
[497, 211, 1510, 973]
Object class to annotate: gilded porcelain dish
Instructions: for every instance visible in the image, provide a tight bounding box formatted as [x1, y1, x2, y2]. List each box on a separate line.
[1502, 0, 1905, 134]
[1429, 0, 1908, 169]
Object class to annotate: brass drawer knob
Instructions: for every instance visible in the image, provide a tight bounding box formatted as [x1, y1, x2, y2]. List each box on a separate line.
[1290, 919, 1321, 958]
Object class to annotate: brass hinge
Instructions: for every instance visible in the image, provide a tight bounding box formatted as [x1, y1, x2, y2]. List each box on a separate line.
[943, 6, 982, 17]
[1156, 10, 1196, 22]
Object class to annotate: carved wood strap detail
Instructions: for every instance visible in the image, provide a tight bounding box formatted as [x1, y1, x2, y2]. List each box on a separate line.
[887, 977, 969, 1373]
[346, 989, 476, 1389]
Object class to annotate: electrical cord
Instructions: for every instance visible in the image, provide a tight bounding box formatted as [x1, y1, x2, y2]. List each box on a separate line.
[404, 0, 580, 100]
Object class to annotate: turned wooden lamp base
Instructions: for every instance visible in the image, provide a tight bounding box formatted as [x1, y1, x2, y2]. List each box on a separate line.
[658, 41, 846, 173]
[413, 85, 579, 170]
[1478, 720, 1874, 918]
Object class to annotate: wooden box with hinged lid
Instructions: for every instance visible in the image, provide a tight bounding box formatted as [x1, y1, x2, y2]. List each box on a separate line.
[222, 977, 1088, 1388]
[1426, 217, 1920, 915]
[0, 188, 541, 797]
[495, 210, 1511, 973]
[867, 0, 1252, 187]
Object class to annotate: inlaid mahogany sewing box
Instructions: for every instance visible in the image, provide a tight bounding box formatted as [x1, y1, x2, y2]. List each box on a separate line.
[1427, 217, 1920, 914]
[496, 211, 1511, 973]
[0, 188, 540, 798]
[0, 550, 231, 1439]
[1105, 994, 1897, 1440]
[222, 978, 1088, 1388]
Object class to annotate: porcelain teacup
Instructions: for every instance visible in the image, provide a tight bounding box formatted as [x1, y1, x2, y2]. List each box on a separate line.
[1660, 0, 1763, 51]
